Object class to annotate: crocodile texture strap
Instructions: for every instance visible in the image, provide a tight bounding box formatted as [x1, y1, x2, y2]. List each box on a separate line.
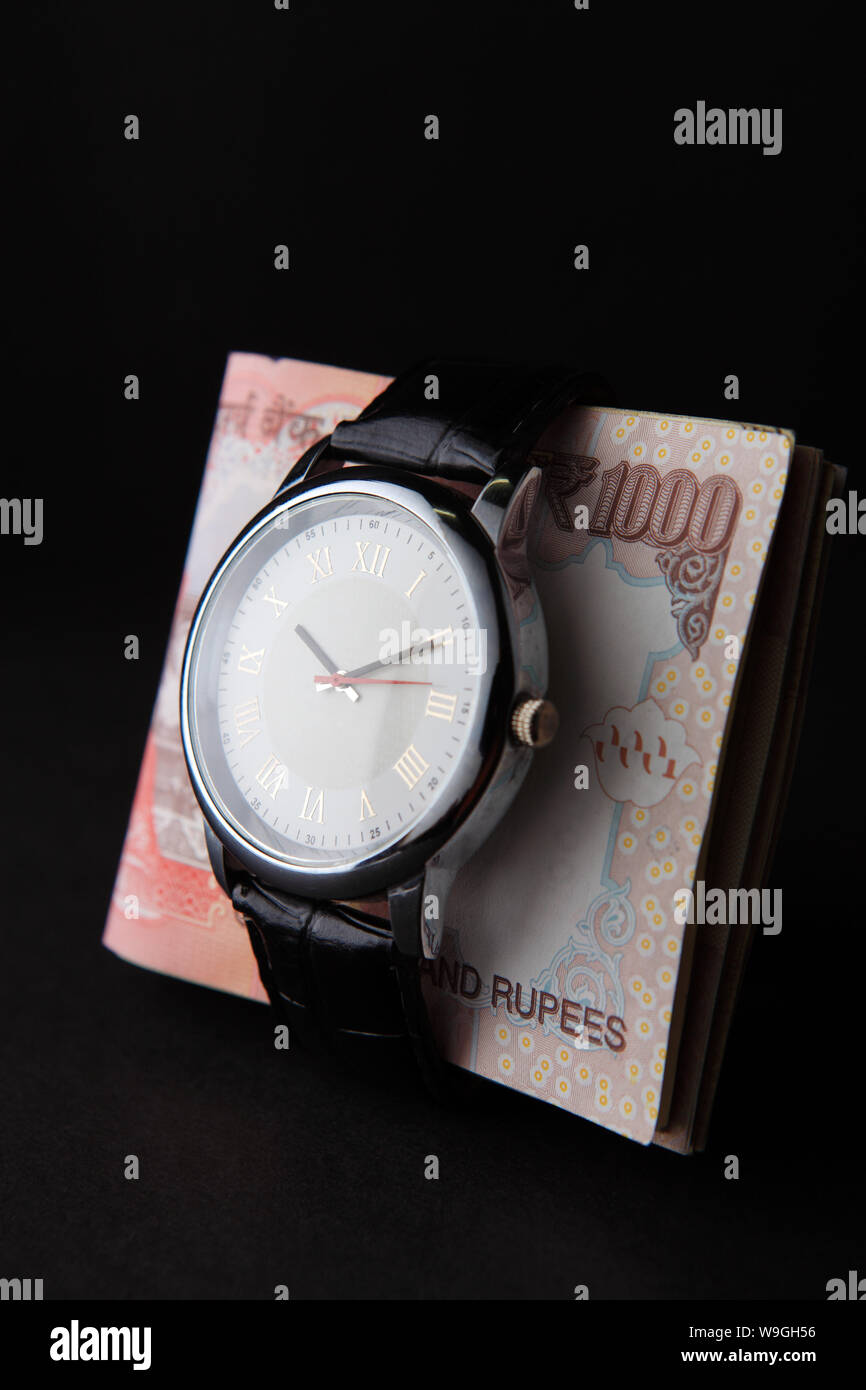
[234, 877, 447, 1093]
[329, 358, 607, 483]
[234, 880, 405, 1041]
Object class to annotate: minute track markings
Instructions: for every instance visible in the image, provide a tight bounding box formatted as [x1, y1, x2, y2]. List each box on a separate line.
[207, 502, 480, 867]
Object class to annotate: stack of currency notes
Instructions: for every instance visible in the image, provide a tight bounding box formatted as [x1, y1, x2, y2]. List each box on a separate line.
[103, 354, 842, 1151]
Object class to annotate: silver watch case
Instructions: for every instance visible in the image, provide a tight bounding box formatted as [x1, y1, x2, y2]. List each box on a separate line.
[180, 452, 548, 948]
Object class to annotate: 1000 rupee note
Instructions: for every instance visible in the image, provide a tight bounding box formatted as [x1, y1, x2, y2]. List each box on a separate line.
[421, 404, 792, 1143]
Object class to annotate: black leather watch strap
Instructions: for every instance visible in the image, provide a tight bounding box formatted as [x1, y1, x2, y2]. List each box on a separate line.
[233, 877, 447, 1093]
[234, 879, 405, 1042]
[329, 358, 606, 484]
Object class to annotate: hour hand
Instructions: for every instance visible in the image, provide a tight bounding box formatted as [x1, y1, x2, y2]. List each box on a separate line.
[294, 624, 359, 702]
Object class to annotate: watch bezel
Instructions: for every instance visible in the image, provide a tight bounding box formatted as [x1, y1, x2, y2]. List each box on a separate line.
[180, 465, 525, 900]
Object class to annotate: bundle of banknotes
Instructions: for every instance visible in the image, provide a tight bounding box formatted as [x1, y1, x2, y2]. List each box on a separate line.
[103, 354, 842, 1151]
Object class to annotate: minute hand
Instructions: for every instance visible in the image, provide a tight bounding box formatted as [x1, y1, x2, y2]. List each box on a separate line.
[339, 629, 453, 681]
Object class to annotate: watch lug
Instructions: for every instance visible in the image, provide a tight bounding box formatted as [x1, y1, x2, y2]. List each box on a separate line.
[273, 434, 333, 495]
[471, 463, 544, 554]
[470, 475, 514, 545]
[389, 868, 454, 963]
[388, 875, 425, 958]
[203, 821, 232, 894]
[419, 862, 455, 960]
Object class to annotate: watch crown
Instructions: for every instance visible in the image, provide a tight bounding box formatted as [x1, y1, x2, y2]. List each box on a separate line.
[511, 696, 559, 749]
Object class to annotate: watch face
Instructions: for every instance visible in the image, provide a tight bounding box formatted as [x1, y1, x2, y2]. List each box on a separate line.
[181, 476, 505, 889]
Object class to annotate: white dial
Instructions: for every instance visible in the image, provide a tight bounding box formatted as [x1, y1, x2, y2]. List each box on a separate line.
[184, 485, 498, 876]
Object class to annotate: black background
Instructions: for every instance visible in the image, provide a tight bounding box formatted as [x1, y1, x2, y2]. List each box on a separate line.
[2, 0, 864, 1304]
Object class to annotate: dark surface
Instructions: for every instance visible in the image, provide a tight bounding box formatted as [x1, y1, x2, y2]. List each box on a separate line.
[2, 0, 864, 1300]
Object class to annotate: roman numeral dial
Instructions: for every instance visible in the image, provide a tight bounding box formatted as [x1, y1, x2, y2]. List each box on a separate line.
[238, 644, 264, 675]
[393, 744, 429, 789]
[256, 753, 289, 799]
[352, 540, 390, 578]
[262, 586, 287, 617]
[233, 698, 261, 747]
[300, 787, 325, 822]
[425, 689, 457, 722]
[207, 499, 483, 869]
[307, 547, 333, 582]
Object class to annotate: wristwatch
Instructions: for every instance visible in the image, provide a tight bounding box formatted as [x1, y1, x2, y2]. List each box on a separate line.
[180, 359, 604, 1092]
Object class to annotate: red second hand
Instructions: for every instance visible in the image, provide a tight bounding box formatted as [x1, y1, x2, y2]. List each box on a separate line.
[314, 675, 432, 686]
